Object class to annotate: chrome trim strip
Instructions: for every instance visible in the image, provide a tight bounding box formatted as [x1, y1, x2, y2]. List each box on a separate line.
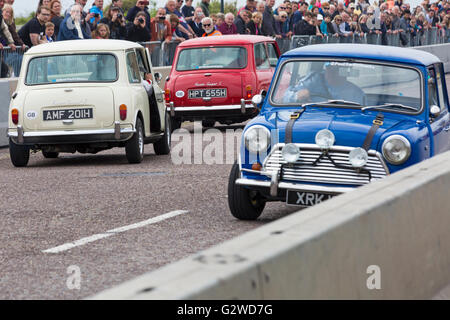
[8, 127, 135, 138]
[236, 178, 353, 194]
[171, 104, 254, 112]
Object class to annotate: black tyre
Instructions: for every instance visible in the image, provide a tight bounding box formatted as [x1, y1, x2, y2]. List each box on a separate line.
[171, 117, 181, 132]
[202, 120, 215, 128]
[154, 113, 171, 155]
[228, 162, 266, 220]
[125, 117, 144, 164]
[9, 138, 30, 167]
[42, 151, 59, 158]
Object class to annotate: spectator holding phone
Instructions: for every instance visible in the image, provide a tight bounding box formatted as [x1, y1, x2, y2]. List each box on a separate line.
[126, 11, 150, 42]
[188, 7, 205, 37]
[126, 0, 151, 28]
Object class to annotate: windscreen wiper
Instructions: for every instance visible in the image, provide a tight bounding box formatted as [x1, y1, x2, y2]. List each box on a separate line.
[302, 99, 362, 108]
[362, 103, 418, 112]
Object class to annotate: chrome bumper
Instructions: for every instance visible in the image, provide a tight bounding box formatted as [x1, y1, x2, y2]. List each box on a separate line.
[169, 104, 255, 112]
[8, 122, 135, 144]
[237, 167, 355, 196]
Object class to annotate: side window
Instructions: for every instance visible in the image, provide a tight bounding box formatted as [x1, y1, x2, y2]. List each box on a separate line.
[427, 67, 438, 107]
[126, 51, 140, 84]
[435, 65, 447, 111]
[136, 49, 149, 76]
[254, 43, 270, 70]
[267, 43, 279, 68]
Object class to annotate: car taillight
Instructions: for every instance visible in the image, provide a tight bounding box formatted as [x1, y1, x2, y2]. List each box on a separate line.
[165, 89, 171, 103]
[246, 85, 252, 99]
[11, 108, 19, 124]
[119, 104, 127, 121]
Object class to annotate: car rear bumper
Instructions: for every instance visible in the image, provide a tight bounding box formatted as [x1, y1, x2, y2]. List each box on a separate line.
[168, 103, 257, 121]
[7, 122, 135, 145]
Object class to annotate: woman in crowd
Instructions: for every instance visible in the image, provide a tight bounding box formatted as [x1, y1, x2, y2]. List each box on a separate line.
[2, 4, 25, 77]
[358, 14, 370, 35]
[49, 0, 63, 37]
[92, 23, 110, 39]
[36, 0, 51, 12]
[246, 11, 262, 35]
[170, 14, 187, 42]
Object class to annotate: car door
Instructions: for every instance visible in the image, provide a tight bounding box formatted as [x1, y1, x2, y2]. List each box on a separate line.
[254, 42, 273, 93]
[126, 50, 150, 134]
[428, 64, 450, 155]
[143, 47, 166, 127]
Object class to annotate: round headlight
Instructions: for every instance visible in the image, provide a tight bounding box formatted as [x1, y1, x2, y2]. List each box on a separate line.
[244, 125, 270, 154]
[348, 147, 368, 168]
[282, 143, 301, 163]
[382, 135, 411, 165]
[315, 129, 335, 149]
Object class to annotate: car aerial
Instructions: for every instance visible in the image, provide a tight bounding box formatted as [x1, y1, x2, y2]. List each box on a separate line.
[228, 44, 450, 220]
[164, 35, 281, 129]
[7, 39, 171, 167]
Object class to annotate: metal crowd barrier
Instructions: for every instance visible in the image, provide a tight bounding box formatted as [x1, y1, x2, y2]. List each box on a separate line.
[0, 46, 28, 78]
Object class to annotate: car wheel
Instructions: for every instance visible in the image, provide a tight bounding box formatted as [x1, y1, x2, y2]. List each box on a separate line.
[125, 117, 144, 164]
[42, 151, 59, 158]
[228, 161, 266, 220]
[202, 120, 215, 128]
[154, 113, 171, 155]
[9, 138, 30, 167]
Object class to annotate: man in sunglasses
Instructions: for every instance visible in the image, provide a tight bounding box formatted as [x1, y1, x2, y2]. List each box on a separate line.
[201, 17, 222, 36]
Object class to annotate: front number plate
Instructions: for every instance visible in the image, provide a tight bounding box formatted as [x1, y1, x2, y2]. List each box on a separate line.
[43, 108, 93, 121]
[286, 190, 334, 207]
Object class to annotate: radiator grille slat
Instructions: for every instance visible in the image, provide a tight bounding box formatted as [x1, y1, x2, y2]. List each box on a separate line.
[263, 144, 389, 186]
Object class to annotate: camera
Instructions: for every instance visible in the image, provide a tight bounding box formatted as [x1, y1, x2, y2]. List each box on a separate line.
[94, 13, 99, 18]
[117, 13, 123, 19]
[140, 1, 150, 5]
[159, 16, 166, 20]
[138, 18, 145, 24]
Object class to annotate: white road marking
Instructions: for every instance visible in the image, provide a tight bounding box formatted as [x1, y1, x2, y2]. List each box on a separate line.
[42, 210, 189, 254]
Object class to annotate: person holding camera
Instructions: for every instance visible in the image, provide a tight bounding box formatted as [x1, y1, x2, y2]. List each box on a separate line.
[126, 0, 151, 28]
[89, 0, 103, 27]
[99, 6, 127, 40]
[57, 4, 90, 41]
[126, 11, 150, 42]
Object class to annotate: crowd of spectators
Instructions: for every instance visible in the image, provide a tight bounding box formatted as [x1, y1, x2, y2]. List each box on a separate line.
[0, 0, 447, 48]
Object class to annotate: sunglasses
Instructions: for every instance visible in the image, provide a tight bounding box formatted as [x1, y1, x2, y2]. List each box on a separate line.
[203, 23, 211, 26]
[280, 16, 287, 18]
[279, 7, 286, 9]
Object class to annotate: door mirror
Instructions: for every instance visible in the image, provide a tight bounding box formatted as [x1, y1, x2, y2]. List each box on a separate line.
[430, 105, 440, 118]
[154, 72, 162, 84]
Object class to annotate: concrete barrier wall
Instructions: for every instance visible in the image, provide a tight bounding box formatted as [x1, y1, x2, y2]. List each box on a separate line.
[416, 43, 450, 73]
[90, 150, 450, 299]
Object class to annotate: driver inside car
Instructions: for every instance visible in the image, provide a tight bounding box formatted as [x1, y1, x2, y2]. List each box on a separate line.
[282, 63, 366, 105]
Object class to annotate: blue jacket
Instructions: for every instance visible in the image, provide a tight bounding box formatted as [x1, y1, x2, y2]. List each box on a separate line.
[57, 16, 91, 41]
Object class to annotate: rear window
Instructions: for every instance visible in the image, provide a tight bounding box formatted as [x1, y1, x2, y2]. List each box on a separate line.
[25, 54, 117, 85]
[176, 46, 247, 71]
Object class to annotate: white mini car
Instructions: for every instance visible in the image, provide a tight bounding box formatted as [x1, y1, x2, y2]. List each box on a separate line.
[7, 39, 171, 167]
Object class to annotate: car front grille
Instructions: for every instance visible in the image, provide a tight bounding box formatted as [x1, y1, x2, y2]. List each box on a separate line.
[263, 144, 389, 186]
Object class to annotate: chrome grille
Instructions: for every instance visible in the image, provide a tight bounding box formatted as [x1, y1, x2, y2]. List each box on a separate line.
[263, 144, 389, 186]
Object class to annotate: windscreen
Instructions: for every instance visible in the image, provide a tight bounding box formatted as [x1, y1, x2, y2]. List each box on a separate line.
[26, 54, 117, 85]
[271, 60, 422, 111]
[176, 46, 247, 71]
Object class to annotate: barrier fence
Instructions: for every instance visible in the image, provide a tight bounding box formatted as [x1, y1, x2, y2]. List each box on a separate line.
[1, 28, 448, 77]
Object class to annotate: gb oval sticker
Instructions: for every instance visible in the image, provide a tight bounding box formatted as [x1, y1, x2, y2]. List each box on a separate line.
[175, 90, 185, 98]
[26, 110, 38, 120]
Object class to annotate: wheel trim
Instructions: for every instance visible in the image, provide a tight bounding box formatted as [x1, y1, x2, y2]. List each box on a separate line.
[138, 125, 144, 156]
[166, 117, 171, 146]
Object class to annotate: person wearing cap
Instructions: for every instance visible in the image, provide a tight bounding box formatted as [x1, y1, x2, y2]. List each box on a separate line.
[282, 62, 365, 105]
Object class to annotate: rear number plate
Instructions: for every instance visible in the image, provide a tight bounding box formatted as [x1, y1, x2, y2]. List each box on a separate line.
[188, 88, 227, 99]
[43, 108, 93, 121]
[286, 190, 334, 207]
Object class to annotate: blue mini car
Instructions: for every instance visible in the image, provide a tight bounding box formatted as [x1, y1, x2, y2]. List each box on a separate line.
[228, 44, 450, 220]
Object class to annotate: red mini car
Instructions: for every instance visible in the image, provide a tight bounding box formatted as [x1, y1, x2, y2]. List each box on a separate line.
[164, 35, 280, 128]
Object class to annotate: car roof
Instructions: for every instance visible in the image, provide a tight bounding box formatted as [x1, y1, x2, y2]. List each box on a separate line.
[177, 35, 275, 48]
[282, 44, 441, 66]
[25, 39, 142, 55]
